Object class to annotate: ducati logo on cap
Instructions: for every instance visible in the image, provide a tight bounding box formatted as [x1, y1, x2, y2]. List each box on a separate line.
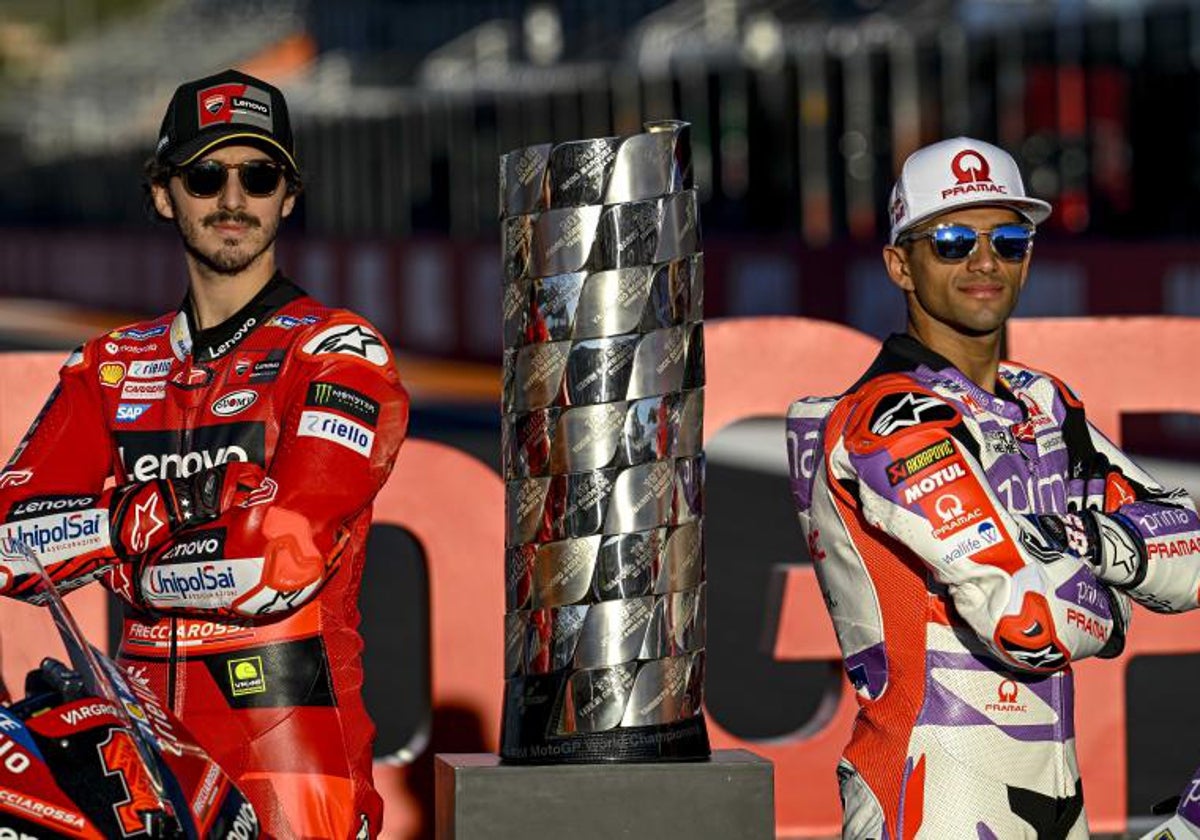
[196, 83, 273, 130]
[942, 148, 1007, 199]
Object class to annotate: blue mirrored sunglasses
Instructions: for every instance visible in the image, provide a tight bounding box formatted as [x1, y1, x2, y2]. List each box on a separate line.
[901, 223, 1036, 262]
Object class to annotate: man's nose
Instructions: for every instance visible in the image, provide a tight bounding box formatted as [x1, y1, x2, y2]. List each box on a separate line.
[218, 168, 246, 210]
[966, 232, 999, 270]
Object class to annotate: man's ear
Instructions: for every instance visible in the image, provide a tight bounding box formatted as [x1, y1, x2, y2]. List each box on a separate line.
[151, 182, 175, 220]
[882, 244, 914, 292]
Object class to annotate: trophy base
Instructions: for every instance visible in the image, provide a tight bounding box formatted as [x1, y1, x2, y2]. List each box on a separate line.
[435, 749, 773, 840]
[499, 716, 710, 764]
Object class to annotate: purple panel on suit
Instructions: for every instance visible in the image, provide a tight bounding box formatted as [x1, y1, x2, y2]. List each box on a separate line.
[1177, 772, 1200, 826]
[786, 414, 823, 514]
[1123, 501, 1200, 540]
[919, 651, 1073, 743]
[845, 641, 888, 700]
[1054, 566, 1113, 619]
[976, 823, 1001, 840]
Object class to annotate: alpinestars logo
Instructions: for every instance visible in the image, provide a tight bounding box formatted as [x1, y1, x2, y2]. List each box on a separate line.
[869, 393, 955, 436]
[303, 325, 389, 366]
[943, 149, 1008, 200]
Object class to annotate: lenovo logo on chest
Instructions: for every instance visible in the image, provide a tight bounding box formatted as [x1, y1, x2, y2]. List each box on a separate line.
[116, 423, 266, 481]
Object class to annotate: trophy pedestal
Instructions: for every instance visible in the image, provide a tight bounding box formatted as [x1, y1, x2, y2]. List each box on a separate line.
[434, 749, 774, 840]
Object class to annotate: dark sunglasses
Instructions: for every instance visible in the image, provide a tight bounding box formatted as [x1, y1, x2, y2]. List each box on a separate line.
[177, 159, 285, 198]
[902, 223, 1036, 262]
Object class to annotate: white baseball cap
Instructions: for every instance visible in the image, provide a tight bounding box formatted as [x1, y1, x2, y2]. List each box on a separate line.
[887, 137, 1052, 244]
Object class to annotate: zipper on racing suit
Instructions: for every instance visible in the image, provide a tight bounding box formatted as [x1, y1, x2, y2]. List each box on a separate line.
[167, 385, 199, 715]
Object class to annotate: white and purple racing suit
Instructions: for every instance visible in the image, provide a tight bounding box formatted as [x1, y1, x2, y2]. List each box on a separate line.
[787, 333, 1200, 839]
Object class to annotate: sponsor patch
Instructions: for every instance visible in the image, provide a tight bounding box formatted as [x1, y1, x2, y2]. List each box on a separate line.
[142, 559, 256, 608]
[301, 324, 389, 366]
[0, 510, 108, 563]
[227, 655, 267, 697]
[160, 528, 226, 562]
[105, 341, 160, 354]
[298, 410, 375, 457]
[1145, 532, 1200, 560]
[306, 381, 380, 426]
[902, 461, 968, 504]
[983, 427, 1019, 455]
[1004, 370, 1037, 390]
[226, 349, 285, 386]
[110, 325, 168, 341]
[930, 494, 985, 539]
[117, 422, 266, 481]
[269, 314, 320, 329]
[7, 495, 96, 522]
[868, 392, 956, 436]
[887, 439, 955, 485]
[211, 390, 258, 417]
[171, 365, 214, 390]
[99, 362, 126, 387]
[121, 380, 166, 401]
[0, 471, 32, 489]
[129, 358, 172, 379]
[938, 519, 1002, 564]
[116, 403, 151, 423]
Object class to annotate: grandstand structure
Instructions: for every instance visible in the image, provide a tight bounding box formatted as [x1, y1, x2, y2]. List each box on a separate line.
[0, 0, 1195, 239]
[0, 0, 1198, 366]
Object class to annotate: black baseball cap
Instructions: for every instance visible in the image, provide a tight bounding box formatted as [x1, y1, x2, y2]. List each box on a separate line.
[154, 68, 298, 176]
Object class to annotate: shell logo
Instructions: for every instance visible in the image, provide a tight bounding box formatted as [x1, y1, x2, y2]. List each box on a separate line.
[99, 362, 126, 387]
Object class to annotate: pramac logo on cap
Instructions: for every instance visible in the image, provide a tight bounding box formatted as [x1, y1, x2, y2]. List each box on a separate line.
[943, 149, 1007, 200]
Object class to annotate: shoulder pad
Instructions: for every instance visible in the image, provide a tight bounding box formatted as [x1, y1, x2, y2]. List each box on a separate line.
[864, 390, 958, 437]
[297, 315, 392, 368]
[787, 395, 837, 422]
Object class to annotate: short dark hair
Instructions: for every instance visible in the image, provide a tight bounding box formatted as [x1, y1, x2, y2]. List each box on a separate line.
[140, 155, 304, 222]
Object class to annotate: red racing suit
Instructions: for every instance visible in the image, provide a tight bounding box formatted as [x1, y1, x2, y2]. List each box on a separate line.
[787, 333, 1200, 840]
[0, 273, 408, 839]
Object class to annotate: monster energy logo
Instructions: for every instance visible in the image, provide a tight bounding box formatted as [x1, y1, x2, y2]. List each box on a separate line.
[305, 381, 380, 426]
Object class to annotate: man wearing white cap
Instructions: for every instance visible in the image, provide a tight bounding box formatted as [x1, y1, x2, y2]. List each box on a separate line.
[786, 137, 1200, 838]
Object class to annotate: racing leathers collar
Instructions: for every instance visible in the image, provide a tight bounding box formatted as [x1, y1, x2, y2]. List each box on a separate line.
[170, 271, 307, 362]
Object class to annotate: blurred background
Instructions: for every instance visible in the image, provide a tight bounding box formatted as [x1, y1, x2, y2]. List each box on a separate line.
[2, 0, 1200, 835]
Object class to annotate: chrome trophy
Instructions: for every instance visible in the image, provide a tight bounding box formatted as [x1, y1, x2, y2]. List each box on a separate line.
[499, 121, 710, 762]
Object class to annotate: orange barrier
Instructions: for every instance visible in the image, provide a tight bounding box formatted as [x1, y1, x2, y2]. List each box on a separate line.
[3, 317, 1200, 838]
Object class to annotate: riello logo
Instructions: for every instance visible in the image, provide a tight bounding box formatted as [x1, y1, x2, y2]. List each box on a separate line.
[942, 149, 1008, 199]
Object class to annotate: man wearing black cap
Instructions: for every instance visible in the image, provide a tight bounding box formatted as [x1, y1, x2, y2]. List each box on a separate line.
[0, 69, 408, 839]
[786, 137, 1200, 837]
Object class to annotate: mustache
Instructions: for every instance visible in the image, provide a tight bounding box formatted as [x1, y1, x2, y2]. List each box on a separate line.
[203, 210, 260, 228]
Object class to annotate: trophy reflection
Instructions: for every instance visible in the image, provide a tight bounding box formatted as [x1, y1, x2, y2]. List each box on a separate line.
[500, 121, 711, 762]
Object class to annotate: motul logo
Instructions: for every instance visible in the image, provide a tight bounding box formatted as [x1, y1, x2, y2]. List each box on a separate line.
[902, 462, 967, 504]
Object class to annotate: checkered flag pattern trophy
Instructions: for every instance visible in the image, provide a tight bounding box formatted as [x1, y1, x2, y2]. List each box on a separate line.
[499, 122, 711, 763]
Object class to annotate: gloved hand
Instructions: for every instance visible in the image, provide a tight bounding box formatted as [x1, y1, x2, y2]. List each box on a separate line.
[105, 462, 268, 559]
[1075, 452, 1141, 513]
[1030, 509, 1146, 588]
